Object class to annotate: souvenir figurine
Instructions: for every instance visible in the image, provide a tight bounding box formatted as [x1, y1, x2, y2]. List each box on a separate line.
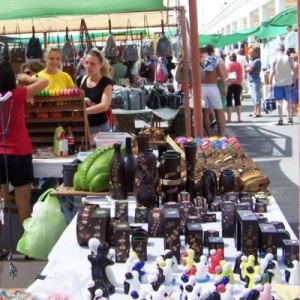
[130, 290, 148, 300]
[181, 275, 197, 300]
[259, 283, 274, 300]
[194, 255, 210, 283]
[220, 284, 235, 300]
[182, 247, 196, 270]
[88, 240, 115, 298]
[185, 283, 202, 300]
[149, 267, 165, 287]
[233, 251, 243, 274]
[161, 258, 174, 285]
[285, 260, 299, 285]
[240, 255, 255, 282]
[132, 260, 147, 283]
[126, 251, 140, 273]
[150, 284, 169, 300]
[124, 270, 141, 295]
[265, 260, 281, 283]
[259, 253, 273, 274]
[208, 249, 223, 274]
[253, 265, 269, 288]
[239, 288, 260, 300]
[164, 249, 179, 272]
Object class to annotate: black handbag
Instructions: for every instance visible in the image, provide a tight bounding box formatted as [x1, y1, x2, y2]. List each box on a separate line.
[167, 92, 183, 109]
[146, 86, 168, 109]
[140, 61, 152, 78]
[27, 26, 43, 59]
[11, 24, 26, 63]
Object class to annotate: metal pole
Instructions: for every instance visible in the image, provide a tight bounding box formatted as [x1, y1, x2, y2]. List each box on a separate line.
[179, 8, 192, 137]
[297, 0, 300, 242]
[188, 0, 203, 137]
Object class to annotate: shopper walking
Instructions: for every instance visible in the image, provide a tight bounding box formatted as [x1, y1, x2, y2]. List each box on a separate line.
[0, 61, 48, 258]
[246, 48, 262, 118]
[76, 48, 113, 139]
[200, 45, 227, 137]
[226, 52, 243, 123]
[269, 44, 297, 125]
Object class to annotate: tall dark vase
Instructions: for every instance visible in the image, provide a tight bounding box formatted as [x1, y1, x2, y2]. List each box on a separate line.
[219, 169, 236, 198]
[134, 151, 158, 209]
[124, 137, 136, 193]
[200, 169, 217, 206]
[184, 142, 198, 204]
[136, 134, 150, 154]
[160, 152, 181, 204]
[109, 143, 127, 200]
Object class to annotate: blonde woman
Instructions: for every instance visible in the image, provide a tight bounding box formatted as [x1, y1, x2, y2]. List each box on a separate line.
[37, 45, 74, 89]
[76, 48, 113, 134]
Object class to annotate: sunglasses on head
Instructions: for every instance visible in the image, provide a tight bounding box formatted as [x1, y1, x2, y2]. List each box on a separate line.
[90, 48, 103, 62]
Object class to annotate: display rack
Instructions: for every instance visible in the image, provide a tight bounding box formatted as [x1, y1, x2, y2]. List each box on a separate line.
[25, 91, 90, 152]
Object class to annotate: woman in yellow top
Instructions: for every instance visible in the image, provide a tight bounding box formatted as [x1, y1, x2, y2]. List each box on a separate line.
[37, 45, 75, 89]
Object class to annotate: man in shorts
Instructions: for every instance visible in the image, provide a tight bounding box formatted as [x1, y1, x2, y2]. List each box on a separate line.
[200, 45, 227, 137]
[246, 48, 262, 117]
[269, 43, 297, 125]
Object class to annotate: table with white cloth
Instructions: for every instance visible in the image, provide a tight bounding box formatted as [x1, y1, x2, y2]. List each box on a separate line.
[113, 107, 180, 128]
[32, 156, 75, 178]
[26, 195, 298, 300]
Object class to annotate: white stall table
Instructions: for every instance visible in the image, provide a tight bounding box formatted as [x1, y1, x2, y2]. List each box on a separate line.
[26, 196, 298, 300]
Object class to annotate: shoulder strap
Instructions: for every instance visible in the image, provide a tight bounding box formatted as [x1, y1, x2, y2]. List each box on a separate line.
[80, 75, 88, 88]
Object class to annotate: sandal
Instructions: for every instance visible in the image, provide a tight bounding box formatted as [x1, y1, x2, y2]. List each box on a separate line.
[0, 249, 8, 260]
[277, 120, 284, 125]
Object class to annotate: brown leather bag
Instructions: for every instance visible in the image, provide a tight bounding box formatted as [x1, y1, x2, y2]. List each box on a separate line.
[11, 24, 25, 63]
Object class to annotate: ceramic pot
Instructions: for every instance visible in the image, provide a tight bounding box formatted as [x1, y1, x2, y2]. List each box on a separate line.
[200, 169, 216, 205]
[219, 169, 236, 197]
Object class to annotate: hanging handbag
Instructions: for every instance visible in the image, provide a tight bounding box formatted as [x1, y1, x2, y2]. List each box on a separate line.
[11, 24, 26, 63]
[140, 61, 152, 78]
[62, 27, 76, 63]
[141, 16, 154, 57]
[26, 26, 43, 59]
[0, 26, 9, 61]
[121, 20, 138, 62]
[156, 20, 172, 57]
[104, 19, 118, 57]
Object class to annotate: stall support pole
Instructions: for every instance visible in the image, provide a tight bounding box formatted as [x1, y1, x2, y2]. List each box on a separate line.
[43, 32, 47, 50]
[188, 0, 203, 137]
[297, 0, 300, 241]
[179, 8, 192, 137]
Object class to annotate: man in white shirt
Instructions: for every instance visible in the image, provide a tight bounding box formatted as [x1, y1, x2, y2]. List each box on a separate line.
[235, 48, 249, 94]
[284, 26, 298, 53]
[269, 43, 297, 125]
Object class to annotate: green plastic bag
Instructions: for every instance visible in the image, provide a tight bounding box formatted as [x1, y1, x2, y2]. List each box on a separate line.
[17, 188, 67, 260]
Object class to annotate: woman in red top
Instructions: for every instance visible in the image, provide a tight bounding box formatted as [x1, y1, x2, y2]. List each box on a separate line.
[0, 61, 48, 258]
[226, 52, 243, 123]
